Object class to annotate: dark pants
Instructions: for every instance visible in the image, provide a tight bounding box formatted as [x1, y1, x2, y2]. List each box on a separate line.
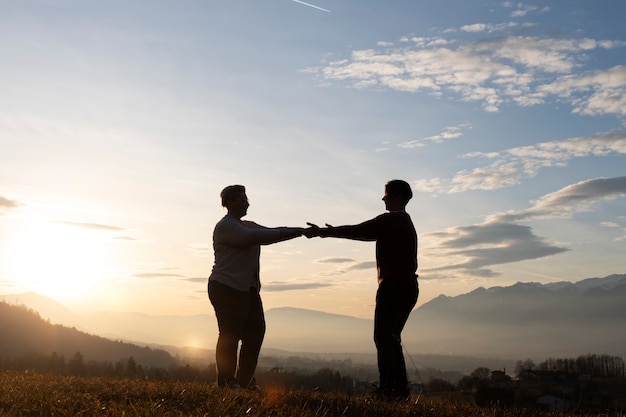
[374, 277, 419, 395]
[208, 281, 265, 388]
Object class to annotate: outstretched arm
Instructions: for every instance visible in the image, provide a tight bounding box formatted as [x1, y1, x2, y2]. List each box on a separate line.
[304, 220, 378, 241]
[269, 226, 306, 244]
[216, 220, 305, 247]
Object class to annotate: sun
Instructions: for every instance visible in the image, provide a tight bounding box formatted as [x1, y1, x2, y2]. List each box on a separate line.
[7, 220, 111, 301]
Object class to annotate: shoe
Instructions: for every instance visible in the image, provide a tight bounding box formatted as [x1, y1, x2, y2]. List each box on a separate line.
[248, 384, 264, 395]
[224, 381, 242, 391]
[390, 389, 411, 402]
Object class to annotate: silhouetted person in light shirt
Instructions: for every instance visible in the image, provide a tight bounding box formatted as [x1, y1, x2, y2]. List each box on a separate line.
[305, 179, 419, 400]
[208, 185, 309, 391]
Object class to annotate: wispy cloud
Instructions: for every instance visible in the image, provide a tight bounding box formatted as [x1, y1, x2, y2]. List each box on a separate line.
[263, 281, 333, 292]
[488, 177, 626, 223]
[187, 243, 212, 257]
[133, 273, 186, 279]
[600, 221, 620, 228]
[0, 196, 23, 214]
[425, 222, 568, 276]
[413, 130, 626, 193]
[346, 261, 376, 271]
[113, 236, 139, 241]
[399, 123, 471, 149]
[599, 221, 626, 242]
[309, 31, 626, 113]
[183, 277, 207, 284]
[460, 22, 519, 33]
[54, 221, 125, 232]
[422, 176, 626, 277]
[538, 65, 626, 116]
[503, 1, 549, 18]
[315, 257, 356, 264]
[319, 261, 377, 276]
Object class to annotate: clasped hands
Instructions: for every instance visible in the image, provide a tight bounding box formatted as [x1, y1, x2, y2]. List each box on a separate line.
[303, 222, 332, 238]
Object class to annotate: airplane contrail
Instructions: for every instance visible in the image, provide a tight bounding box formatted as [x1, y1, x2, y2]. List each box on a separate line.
[292, 0, 330, 12]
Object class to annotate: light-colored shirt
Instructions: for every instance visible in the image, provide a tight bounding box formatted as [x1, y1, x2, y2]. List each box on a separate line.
[208, 214, 283, 292]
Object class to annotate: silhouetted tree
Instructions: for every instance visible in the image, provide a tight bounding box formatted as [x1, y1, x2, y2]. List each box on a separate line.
[68, 352, 85, 376]
[514, 358, 536, 380]
[538, 354, 625, 377]
[426, 377, 455, 392]
[126, 356, 138, 377]
[470, 366, 491, 385]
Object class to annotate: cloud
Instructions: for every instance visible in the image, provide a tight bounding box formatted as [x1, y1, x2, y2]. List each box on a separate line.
[422, 176, 626, 276]
[133, 273, 186, 279]
[423, 217, 569, 278]
[317, 260, 377, 277]
[187, 243, 212, 257]
[315, 257, 356, 264]
[325, 261, 377, 276]
[460, 22, 519, 33]
[309, 30, 626, 114]
[0, 196, 23, 214]
[414, 130, 626, 193]
[600, 221, 620, 228]
[538, 65, 626, 116]
[183, 277, 208, 284]
[461, 23, 489, 33]
[425, 221, 569, 276]
[489, 177, 626, 223]
[263, 281, 333, 292]
[345, 261, 376, 271]
[399, 123, 471, 149]
[54, 221, 125, 232]
[503, 2, 548, 18]
[510, 4, 537, 18]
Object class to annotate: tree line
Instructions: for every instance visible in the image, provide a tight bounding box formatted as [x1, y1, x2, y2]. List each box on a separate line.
[0, 351, 357, 392]
[2, 350, 624, 395]
[0, 351, 216, 382]
[515, 354, 625, 379]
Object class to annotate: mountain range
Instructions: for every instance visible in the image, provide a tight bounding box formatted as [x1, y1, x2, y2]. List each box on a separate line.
[3, 274, 625, 363]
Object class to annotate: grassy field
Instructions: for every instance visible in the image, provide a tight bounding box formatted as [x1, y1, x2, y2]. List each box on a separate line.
[0, 371, 623, 417]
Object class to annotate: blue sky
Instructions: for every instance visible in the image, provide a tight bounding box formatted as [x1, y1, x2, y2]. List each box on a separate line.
[1, 0, 625, 318]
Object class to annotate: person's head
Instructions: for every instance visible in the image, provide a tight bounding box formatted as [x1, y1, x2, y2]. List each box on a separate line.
[220, 185, 249, 218]
[383, 179, 413, 210]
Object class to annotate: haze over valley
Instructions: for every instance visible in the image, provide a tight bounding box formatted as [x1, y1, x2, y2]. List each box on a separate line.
[4, 274, 624, 371]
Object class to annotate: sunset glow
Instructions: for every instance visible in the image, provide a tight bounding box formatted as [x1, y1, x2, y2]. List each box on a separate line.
[7, 220, 111, 300]
[1, 0, 625, 320]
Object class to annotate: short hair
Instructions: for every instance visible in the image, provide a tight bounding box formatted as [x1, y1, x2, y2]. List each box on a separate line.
[220, 185, 246, 208]
[385, 179, 413, 205]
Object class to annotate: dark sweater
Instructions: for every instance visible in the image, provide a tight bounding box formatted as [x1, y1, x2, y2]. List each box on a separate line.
[320, 211, 418, 283]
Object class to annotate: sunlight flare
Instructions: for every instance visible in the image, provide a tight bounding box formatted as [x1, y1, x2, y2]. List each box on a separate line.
[7, 220, 111, 300]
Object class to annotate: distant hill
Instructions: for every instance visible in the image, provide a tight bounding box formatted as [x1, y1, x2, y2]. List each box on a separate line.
[81, 310, 216, 350]
[264, 307, 373, 353]
[2, 274, 625, 363]
[0, 291, 83, 328]
[0, 301, 177, 368]
[403, 274, 626, 359]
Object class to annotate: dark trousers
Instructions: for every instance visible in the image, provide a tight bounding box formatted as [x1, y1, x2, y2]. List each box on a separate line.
[374, 277, 419, 394]
[208, 281, 265, 388]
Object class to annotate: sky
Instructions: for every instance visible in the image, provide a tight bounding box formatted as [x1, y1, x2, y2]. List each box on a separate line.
[1, 0, 625, 319]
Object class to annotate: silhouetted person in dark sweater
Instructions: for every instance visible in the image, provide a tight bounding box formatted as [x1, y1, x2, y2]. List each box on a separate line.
[305, 179, 419, 400]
